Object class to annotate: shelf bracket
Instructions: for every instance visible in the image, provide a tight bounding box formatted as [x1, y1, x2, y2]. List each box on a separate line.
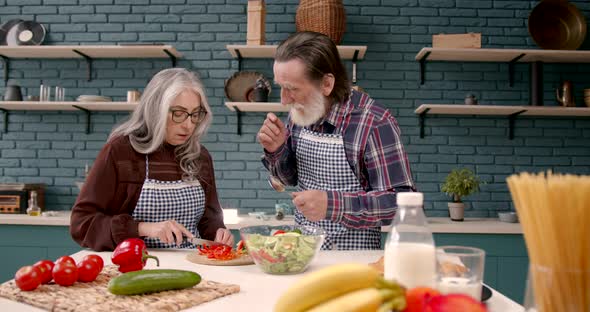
[73, 49, 92, 82]
[351, 50, 359, 88]
[235, 49, 243, 72]
[73, 105, 92, 134]
[0, 108, 7, 133]
[508, 110, 525, 140]
[419, 51, 431, 85]
[235, 106, 242, 135]
[508, 53, 525, 87]
[0, 54, 8, 86]
[164, 49, 177, 67]
[419, 108, 430, 138]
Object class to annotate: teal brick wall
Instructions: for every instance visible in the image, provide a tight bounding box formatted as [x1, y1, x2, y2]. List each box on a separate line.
[1, 1, 589, 216]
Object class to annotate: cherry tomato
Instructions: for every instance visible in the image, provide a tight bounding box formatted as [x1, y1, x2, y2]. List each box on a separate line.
[55, 256, 76, 267]
[52, 262, 78, 286]
[77, 260, 100, 283]
[15, 265, 42, 291]
[81, 254, 104, 272]
[33, 260, 54, 284]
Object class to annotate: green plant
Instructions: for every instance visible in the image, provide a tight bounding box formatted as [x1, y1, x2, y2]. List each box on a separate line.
[441, 168, 481, 203]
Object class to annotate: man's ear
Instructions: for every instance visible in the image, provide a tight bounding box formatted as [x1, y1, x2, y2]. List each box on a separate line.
[321, 73, 335, 97]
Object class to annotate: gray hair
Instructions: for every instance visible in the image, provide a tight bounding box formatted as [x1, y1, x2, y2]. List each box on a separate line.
[109, 68, 212, 179]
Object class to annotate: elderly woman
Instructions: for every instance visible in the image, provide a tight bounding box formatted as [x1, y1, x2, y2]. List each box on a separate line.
[70, 68, 233, 251]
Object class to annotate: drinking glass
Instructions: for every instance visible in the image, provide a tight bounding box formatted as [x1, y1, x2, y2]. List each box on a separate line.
[436, 246, 485, 301]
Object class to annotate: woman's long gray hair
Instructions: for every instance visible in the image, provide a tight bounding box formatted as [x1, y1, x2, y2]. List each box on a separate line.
[109, 68, 212, 180]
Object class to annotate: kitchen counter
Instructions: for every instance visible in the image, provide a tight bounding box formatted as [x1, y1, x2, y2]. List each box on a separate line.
[0, 211, 522, 234]
[0, 249, 523, 312]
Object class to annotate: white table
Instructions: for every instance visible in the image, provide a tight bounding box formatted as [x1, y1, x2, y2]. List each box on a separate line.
[0, 250, 523, 311]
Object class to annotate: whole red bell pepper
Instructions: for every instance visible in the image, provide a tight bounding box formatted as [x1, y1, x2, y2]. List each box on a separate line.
[111, 238, 159, 273]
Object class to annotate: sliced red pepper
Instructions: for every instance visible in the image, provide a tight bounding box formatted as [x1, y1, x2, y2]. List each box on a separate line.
[272, 230, 286, 236]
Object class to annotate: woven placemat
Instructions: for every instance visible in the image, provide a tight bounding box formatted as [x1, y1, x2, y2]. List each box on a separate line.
[0, 265, 240, 312]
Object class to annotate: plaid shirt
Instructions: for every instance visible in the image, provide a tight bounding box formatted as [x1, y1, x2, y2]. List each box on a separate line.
[263, 90, 416, 229]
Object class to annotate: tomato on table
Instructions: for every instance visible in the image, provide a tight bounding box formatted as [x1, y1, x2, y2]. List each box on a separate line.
[52, 262, 78, 286]
[15, 266, 42, 291]
[81, 254, 104, 272]
[33, 260, 54, 284]
[77, 260, 101, 283]
[55, 255, 76, 267]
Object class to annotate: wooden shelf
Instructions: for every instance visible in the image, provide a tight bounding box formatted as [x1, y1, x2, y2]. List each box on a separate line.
[0, 101, 137, 111]
[0, 101, 136, 134]
[0, 45, 181, 82]
[415, 48, 590, 63]
[415, 104, 590, 139]
[415, 104, 590, 116]
[226, 45, 366, 60]
[0, 45, 181, 59]
[224, 102, 288, 112]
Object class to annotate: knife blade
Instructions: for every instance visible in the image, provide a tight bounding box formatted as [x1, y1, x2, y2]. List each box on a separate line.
[187, 237, 230, 248]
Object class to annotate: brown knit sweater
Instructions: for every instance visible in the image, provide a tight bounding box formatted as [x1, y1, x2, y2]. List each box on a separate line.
[70, 136, 226, 251]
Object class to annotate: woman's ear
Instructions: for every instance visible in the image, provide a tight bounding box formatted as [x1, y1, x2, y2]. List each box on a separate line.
[321, 73, 335, 97]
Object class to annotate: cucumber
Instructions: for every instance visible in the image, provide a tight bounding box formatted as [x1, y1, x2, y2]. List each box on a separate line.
[108, 269, 201, 295]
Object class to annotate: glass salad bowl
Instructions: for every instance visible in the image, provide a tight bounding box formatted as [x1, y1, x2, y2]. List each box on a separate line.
[239, 225, 325, 275]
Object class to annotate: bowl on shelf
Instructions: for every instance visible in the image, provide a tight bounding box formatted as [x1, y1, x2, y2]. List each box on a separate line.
[239, 225, 325, 275]
[498, 212, 519, 223]
[528, 0, 586, 50]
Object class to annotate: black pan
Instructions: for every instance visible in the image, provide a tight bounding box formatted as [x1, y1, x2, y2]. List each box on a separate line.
[528, 0, 587, 50]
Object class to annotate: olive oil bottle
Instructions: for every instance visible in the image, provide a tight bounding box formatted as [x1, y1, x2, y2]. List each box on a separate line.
[26, 191, 41, 216]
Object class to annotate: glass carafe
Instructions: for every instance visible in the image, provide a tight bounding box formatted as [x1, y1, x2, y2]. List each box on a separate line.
[384, 192, 436, 288]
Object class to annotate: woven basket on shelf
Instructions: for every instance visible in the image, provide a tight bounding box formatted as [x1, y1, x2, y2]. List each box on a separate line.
[295, 0, 346, 44]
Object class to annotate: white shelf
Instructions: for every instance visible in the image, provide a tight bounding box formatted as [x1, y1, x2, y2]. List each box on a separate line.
[415, 104, 590, 117]
[415, 47, 590, 63]
[0, 101, 137, 111]
[226, 45, 367, 60]
[0, 45, 181, 59]
[224, 102, 288, 112]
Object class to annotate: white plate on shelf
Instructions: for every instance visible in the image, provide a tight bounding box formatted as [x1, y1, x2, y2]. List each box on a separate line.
[76, 95, 112, 102]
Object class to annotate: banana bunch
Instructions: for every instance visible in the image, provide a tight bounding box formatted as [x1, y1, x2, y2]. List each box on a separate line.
[274, 263, 406, 312]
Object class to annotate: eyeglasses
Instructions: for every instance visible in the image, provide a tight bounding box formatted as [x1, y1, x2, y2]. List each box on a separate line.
[170, 108, 207, 124]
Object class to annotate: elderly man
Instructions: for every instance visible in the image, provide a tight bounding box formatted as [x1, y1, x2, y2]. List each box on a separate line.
[258, 31, 415, 250]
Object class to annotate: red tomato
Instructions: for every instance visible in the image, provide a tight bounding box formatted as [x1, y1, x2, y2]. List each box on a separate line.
[77, 260, 100, 283]
[52, 262, 78, 286]
[14, 265, 42, 291]
[33, 260, 54, 284]
[81, 254, 104, 272]
[55, 256, 76, 267]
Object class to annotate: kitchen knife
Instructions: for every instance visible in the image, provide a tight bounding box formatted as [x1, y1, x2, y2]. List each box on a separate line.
[187, 237, 230, 248]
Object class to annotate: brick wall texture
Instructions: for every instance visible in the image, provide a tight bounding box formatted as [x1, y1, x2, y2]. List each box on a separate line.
[1, 0, 589, 217]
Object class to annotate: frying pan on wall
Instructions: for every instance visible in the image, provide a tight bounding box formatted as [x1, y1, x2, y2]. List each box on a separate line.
[528, 0, 587, 50]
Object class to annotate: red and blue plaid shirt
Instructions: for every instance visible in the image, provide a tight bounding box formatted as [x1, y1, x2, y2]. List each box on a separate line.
[263, 90, 416, 229]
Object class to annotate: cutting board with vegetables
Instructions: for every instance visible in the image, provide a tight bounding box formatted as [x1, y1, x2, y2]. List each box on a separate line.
[0, 265, 240, 312]
[186, 252, 254, 266]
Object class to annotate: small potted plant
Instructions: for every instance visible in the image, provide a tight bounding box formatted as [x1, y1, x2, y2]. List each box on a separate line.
[441, 168, 481, 221]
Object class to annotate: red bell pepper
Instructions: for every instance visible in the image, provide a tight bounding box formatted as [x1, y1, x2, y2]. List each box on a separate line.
[111, 238, 159, 273]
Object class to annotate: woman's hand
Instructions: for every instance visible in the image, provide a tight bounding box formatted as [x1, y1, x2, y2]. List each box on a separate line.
[214, 228, 234, 247]
[138, 220, 193, 246]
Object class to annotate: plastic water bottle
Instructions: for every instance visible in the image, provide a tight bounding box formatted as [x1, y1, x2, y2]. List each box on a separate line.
[384, 192, 436, 289]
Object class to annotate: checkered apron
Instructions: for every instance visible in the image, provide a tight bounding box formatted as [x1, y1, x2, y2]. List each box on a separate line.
[295, 127, 381, 250]
[132, 155, 205, 248]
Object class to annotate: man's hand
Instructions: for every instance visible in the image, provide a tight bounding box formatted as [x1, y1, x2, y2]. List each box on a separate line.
[258, 113, 287, 153]
[214, 228, 234, 247]
[138, 220, 193, 246]
[291, 190, 328, 221]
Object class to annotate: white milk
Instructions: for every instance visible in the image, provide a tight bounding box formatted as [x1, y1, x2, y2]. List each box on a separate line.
[438, 277, 482, 301]
[384, 242, 436, 289]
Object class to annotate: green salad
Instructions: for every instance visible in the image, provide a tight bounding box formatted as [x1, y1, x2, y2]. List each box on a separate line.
[245, 230, 321, 274]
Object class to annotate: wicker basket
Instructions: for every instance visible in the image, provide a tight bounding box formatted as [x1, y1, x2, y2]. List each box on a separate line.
[295, 0, 346, 44]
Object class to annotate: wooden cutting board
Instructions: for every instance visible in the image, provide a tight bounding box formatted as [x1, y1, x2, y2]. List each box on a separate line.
[0, 265, 239, 312]
[186, 252, 254, 266]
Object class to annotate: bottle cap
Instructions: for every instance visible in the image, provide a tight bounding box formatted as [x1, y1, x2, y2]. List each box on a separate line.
[397, 192, 423, 206]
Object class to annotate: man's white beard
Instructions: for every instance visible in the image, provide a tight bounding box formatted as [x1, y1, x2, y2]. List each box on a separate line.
[288, 89, 327, 127]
